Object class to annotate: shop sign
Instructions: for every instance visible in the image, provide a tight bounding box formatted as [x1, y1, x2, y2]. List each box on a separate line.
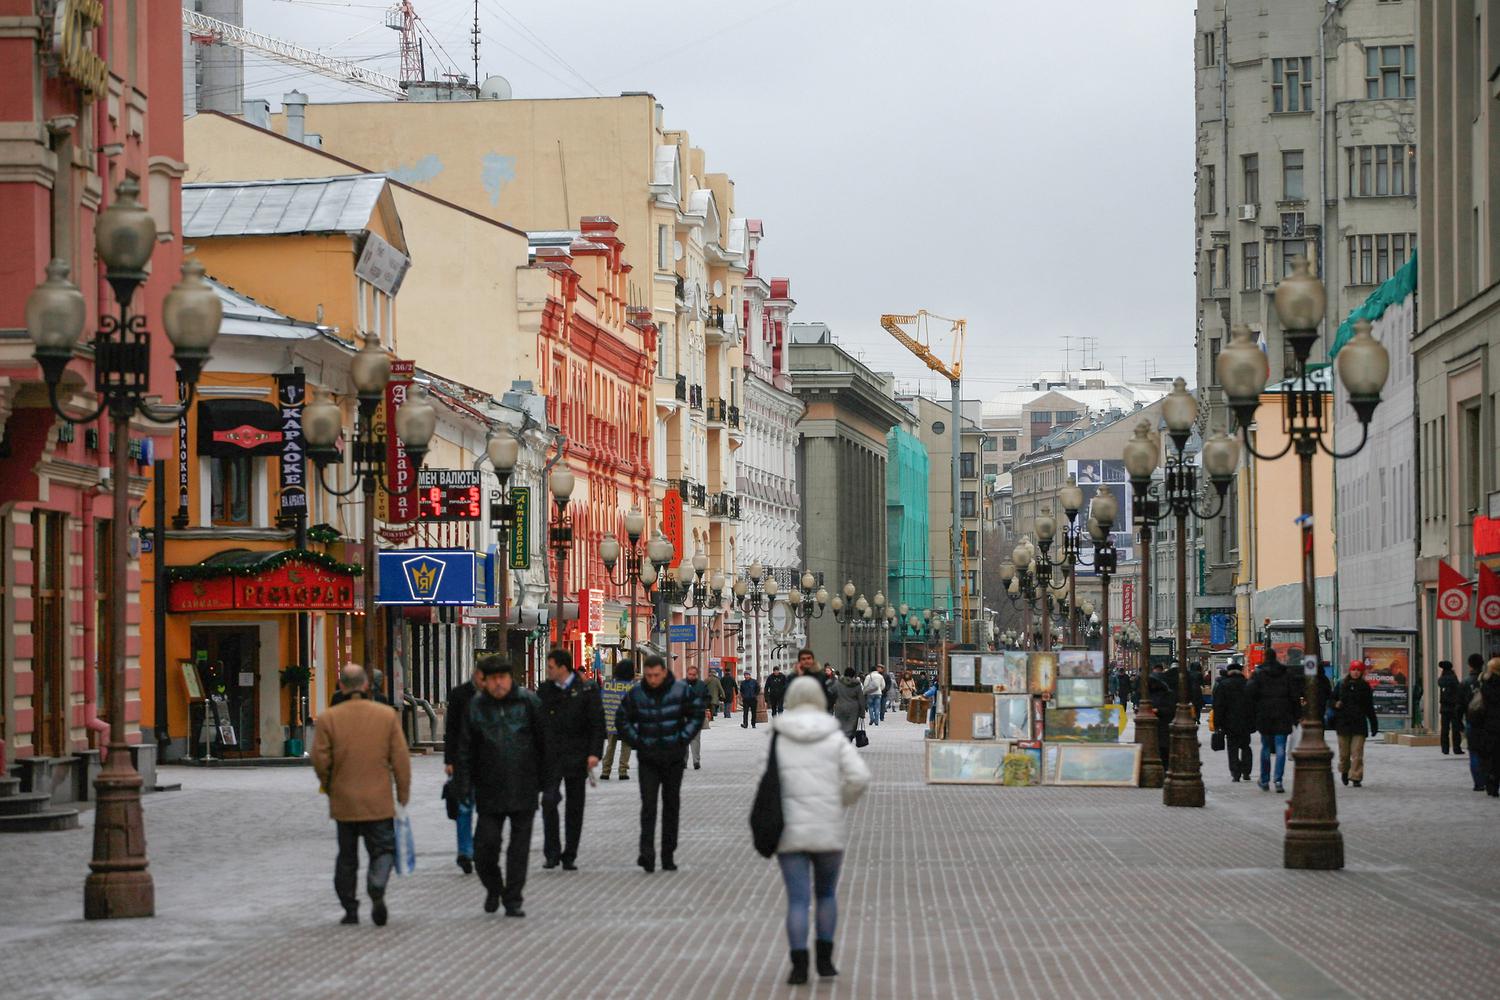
[1121, 581, 1134, 622]
[508, 486, 531, 569]
[167, 558, 356, 613]
[377, 549, 494, 606]
[587, 588, 604, 633]
[1475, 516, 1500, 558]
[375, 360, 417, 523]
[167, 576, 235, 613]
[277, 372, 307, 514]
[662, 489, 684, 568]
[52, 0, 108, 99]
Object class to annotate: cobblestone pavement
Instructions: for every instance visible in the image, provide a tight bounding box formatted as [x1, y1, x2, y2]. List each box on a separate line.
[3, 710, 1499, 1000]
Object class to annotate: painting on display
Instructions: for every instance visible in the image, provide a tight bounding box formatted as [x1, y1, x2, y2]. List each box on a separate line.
[993, 694, 1032, 741]
[978, 654, 1009, 689]
[950, 654, 977, 688]
[972, 712, 996, 740]
[1052, 744, 1142, 786]
[1058, 649, 1105, 679]
[1031, 698, 1046, 740]
[926, 741, 1009, 784]
[1028, 652, 1058, 698]
[1042, 743, 1062, 784]
[1044, 707, 1122, 743]
[1001, 740, 1043, 786]
[1054, 677, 1105, 709]
[1001, 650, 1030, 692]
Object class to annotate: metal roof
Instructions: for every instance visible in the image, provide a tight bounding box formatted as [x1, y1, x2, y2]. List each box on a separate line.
[182, 174, 388, 238]
[209, 277, 321, 340]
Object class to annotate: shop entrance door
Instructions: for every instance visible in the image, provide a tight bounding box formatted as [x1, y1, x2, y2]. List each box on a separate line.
[190, 625, 261, 757]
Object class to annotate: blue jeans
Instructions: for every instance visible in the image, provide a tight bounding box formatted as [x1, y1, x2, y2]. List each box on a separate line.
[777, 851, 844, 949]
[1467, 724, 1484, 788]
[867, 694, 882, 725]
[456, 795, 475, 858]
[1259, 733, 1288, 786]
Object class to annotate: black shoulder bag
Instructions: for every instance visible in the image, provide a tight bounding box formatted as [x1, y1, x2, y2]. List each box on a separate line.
[748, 734, 784, 858]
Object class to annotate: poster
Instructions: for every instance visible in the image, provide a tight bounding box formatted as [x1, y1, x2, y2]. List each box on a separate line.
[1067, 459, 1134, 566]
[1357, 632, 1414, 720]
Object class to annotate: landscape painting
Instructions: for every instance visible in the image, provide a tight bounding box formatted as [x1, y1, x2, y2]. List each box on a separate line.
[1054, 677, 1105, 708]
[1044, 707, 1122, 743]
[1052, 744, 1142, 786]
[926, 741, 1009, 784]
[978, 654, 1008, 689]
[1057, 649, 1105, 679]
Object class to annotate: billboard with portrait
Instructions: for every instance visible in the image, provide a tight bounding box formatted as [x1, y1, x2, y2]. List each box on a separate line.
[1067, 459, 1134, 567]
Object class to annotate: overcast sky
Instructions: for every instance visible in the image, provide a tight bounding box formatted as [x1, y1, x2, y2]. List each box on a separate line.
[237, 0, 1197, 398]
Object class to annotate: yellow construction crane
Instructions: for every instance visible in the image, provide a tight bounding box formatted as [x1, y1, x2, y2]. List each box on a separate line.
[880, 311, 970, 643]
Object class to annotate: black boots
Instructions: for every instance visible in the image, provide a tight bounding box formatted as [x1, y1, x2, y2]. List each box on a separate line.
[787, 950, 809, 985]
[815, 940, 838, 977]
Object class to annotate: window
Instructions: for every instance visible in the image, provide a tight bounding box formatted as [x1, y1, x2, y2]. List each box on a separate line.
[1201, 164, 1216, 214]
[1281, 239, 1307, 277]
[1347, 144, 1415, 196]
[1207, 247, 1221, 290]
[960, 452, 977, 478]
[1463, 403, 1483, 512]
[211, 455, 253, 525]
[1203, 31, 1217, 67]
[983, 463, 999, 476]
[1345, 232, 1415, 284]
[1272, 57, 1313, 112]
[1242, 241, 1260, 289]
[960, 491, 977, 518]
[982, 437, 997, 452]
[1282, 151, 1304, 200]
[1242, 154, 1259, 204]
[1208, 336, 1222, 385]
[1002, 435, 1017, 451]
[32, 510, 65, 757]
[94, 518, 113, 732]
[657, 224, 668, 270]
[965, 531, 979, 555]
[1365, 45, 1415, 99]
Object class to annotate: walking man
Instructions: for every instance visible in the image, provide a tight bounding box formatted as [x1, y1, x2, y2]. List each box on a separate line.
[1245, 649, 1300, 793]
[684, 665, 710, 770]
[599, 659, 635, 781]
[1437, 660, 1464, 755]
[764, 664, 788, 717]
[720, 669, 735, 719]
[311, 665, 411, 926]
[862, 666, 886, 726]
[617, 654, 704, 872]
[1332, 660, 1379, 787]
[1211, 660, 1253, 782]
[443, 667, 480, 873]
[705, 668, 725, 722]
[739, 669, 761, 728]
[538, 649, 605, 870]
[454, 654, 545, 917]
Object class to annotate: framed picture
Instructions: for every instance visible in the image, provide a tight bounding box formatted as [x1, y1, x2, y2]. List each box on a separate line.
[978, 654, 1008, 689]
[1044, 707, 1122, 743]
[1052, 744, 1142, 786]
[1054, 677, 1105, 709]
[1057, 649, 1105, 679]
[926, 741, 1009, 784]
[950, 654, 977, 688]
[1001, 740, 1043, 786]
[1001, 650, 1029, 692]
[1032, 696, 1046, 739]
[972, 712, 996, 740]
[993, 694, 1032, 740]
[947, 691, 996, 741]
[179, 660, 204, 701]
[1042, 743, 1062, 784]
[1028, 652, 1058, 698]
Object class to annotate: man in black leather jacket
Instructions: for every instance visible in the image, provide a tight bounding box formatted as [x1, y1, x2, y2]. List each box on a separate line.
[537, 648, 605, 871]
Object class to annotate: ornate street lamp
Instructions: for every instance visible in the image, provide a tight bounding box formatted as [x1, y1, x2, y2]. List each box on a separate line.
[600, 506, 651, 668]
[485, 430, 520, 657]
[829, 583, 860, 674]
[1122, 381, 1239, 807]
[546, 465, 576, 647]
[1218, 257, 1389, 869]
[735, 561, 780, 720]
[26, 179, 224, 920]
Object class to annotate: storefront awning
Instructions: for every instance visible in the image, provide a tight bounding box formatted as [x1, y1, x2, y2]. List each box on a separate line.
[197, 398, 284, 457]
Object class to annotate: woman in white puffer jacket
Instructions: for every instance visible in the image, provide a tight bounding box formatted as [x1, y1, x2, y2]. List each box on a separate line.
[768, 675, 871, 985]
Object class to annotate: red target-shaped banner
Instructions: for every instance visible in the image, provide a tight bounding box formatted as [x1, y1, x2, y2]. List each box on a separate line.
[1438, 559, 1473, 622]
[1478, 564, 1500, 630]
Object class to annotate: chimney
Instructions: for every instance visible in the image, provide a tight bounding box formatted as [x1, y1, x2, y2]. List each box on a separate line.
[242, 99, 270, 130]
[283, 90, 308, 144]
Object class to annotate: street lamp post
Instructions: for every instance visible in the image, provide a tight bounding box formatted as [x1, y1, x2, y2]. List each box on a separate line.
[1065, 487, 1119, 687]
[598, 507, 651, 667]
[829, 581, 858, 673]
[735, 562, 779, 721]
[26, 180, 225, 919]
[485, 431, 520, 658]
[1218, 258, 1389, 868]
[1122, 382, 1239, 808]
[543, 466, 576, 649]
[790, 571, 829, 655]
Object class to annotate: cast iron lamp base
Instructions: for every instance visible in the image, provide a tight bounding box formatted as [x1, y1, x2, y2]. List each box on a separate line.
[83, 743, 154, 919]
[1162, 704, 1205, 807]
[1283, 723, 1344, 869]
[1134, 709, 1164, 788]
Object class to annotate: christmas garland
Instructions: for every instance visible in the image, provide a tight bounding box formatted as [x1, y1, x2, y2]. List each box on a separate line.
[165, 548, 363, 582]
[306, 523, 343, 545]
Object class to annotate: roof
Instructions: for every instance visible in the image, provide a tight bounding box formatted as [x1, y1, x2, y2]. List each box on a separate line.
[209, 277, 322, 340]
[182, 174, 388, 238]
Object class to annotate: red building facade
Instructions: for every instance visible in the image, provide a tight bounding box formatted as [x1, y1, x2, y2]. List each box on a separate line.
[0, 2, 186, 772]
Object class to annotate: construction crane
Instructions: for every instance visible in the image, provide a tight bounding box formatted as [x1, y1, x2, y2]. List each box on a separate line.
[881, 311, 971, 643]
[183, 9, 407, 100]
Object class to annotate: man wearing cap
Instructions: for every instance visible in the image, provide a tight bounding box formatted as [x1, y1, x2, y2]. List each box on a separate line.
[1331, 660, 1379, 788]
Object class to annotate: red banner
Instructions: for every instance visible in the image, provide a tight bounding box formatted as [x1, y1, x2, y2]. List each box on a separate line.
[1475, 516, 1500, 557]
[662, 489, 684, 568]
[1478, 563, 1500, 630]
[1437, 559, 1472, 621]
[1121, 581, 1134, 622]
[383, 360, 417, 524]
[168, 557, 357, 613]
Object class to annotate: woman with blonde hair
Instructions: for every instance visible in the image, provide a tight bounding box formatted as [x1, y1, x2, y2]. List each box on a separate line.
[765, 675, 871, 984]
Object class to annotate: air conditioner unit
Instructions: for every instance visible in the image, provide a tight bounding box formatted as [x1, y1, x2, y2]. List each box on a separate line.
[1239, 203, 1258, 222]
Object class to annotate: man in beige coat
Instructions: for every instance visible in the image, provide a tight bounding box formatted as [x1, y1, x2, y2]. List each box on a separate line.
[312, 665, 411, 926]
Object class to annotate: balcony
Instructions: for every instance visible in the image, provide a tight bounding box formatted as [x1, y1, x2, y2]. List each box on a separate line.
[706, 305, 730, 345]
[727, 404, 741, 430]
[709, 492, 742, 520]
[689, 383, 704, 409]
[706, 397, 726, 425]
[675, 373, 687, 402]
[668, 478, 689, 501]
[689, 481, 707, 508]
[674, 274, 685, 303]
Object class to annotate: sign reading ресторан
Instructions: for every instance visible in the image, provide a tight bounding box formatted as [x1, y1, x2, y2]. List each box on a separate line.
[52, 0, 109, 99]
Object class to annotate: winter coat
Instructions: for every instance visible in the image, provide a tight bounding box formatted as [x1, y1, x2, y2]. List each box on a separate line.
[1211, 672, 1253, 736]
[862, 672, 885, 698]
[454, 686, 546, 816]
[764, 671, 788, 704]
[739, 676, 761, 705]
[1147, 672, 1175, 720]
[1331, 676, 1378, 737]
[1246, 661, 1301, 736]
[705, 674, 724, 707]
[1476, 675, 1500, 754]
[311, 696, 411, 822]
[1308, 671, 1332, 722]
[830, 677, 865, 736]
[898, 679, 917, 700]
[1438, 671, 1462, 713]
[537, 675, 606, 779]
[600, 678, 634, 736]
[766, 707, 871, 853]
[685, 679, 710, 718]
[443, 679, 476, 765]
[616, 674, 704, 764]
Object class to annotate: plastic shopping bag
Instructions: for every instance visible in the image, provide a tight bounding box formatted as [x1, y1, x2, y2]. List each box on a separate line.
[394, 803, 416, 875]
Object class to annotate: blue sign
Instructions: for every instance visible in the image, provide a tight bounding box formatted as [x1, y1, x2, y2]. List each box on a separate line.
[377, 549, 495, 606]
[1210, 614, 1229, 646]
[669, 624, 697, 643]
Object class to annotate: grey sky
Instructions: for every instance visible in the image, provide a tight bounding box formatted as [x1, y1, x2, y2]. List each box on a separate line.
[238, 0, 1197, 396]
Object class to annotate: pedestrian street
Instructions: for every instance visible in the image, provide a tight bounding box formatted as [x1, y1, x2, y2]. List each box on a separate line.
[2, 714, 1497, 1000]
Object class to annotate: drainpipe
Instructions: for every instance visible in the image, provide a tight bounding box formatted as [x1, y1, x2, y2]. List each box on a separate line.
[81, 484, 110, 752]
[1318, 1, 1343, 328]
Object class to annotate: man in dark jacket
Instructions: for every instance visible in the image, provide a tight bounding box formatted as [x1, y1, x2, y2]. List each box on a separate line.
[795, 648, 837, 709]
[617, 654, 704, 872]
[684, 665, 709, 770]
[443, 668, 480, 873]
[453, 654, 545, 918]
[1147, 664, 1175, 764]
[1462, 654, 1486, 790]
[1332, 661, 1379, 787]
[537, 649, 605, 870]
[1437, 660, 1464, 755]
[1211, 662, 1254, 782]
[1245, 650, 1301, 793]
[764, 665, 788, 717]
[739, 670, 761, 729]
